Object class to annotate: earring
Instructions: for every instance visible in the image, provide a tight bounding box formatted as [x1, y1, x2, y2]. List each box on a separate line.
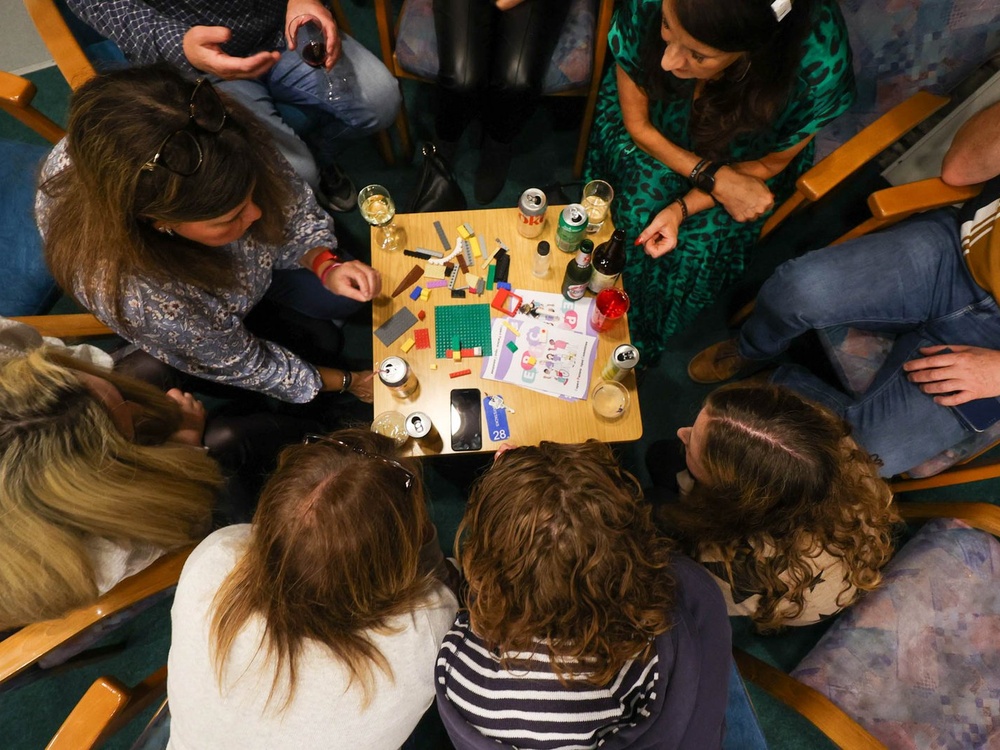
[157, 226, 175, 236]
[734, 57, 751, 83]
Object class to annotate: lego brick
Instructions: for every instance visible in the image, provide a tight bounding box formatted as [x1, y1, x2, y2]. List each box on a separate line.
[501, 320, 521, 337]
[494, 252, 511, 283]
[419, 288, 430, 301]
[392, 265, 424, 298]
[416, 246, 444, 258]
[414, 328, 431, 349]
[465, 273, 479, 289]
[453, 350, 461, 362]
[497, 281, 512, 291]
[424, 264, 447, 280]
[473, 346, 482, 356]
[450, 368, 472, 378]
[475, 278, 486, 295]
[425, 279, 449, 288]
[417, 309, 426, 321]
[460, 348, 474, 357]
[506, 341, 518, 353]
[430, 363, 438, 370]
[401, 337, 415, 353]
[470, 234, 482, 259]
[374, 308, 418, 347]
[435, 304, 492, 358]
[457, 223, 472, 240]
[486, 264, 496, 290]
[409, 286, 422, 301]
[450, 289, 466, 299]
[434, 220, 451, 251]
[457, 253, 469, 273]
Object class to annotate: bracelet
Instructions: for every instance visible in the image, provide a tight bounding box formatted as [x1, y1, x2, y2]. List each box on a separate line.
[689, 158, 709, 181]
[310, 248, 341, 277]
[340, 370, 353, 393]
[320, 260, 343, 287]
[673, 196, 689, 221]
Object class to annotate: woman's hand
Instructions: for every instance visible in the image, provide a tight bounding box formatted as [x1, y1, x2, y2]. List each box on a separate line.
[347, 370, 375, 403]
[711, 166, 774, 222]
[323, 261, 382, 302]
[165, 389, 207, 447]
[635, 202, 684, 258]
[903, 345, 1000, 405]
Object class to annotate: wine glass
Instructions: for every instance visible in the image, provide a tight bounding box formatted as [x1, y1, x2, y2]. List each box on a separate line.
[358, 184, 407, 253]
[289, 14, 351, 104]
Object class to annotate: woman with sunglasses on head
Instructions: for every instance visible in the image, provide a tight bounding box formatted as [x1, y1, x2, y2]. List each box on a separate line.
[37, 65, 381, 408]
[436, 441, 731, 750]
[167, 428, 458, 750]
[649, 383, 899, 632]
[585, 0, 855, 365]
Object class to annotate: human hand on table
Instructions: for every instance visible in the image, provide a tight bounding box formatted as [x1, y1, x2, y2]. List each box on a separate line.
[635, 202, 683, 258]
[903, 345, 1000, 405]
[183, 26, 280, 79]
[712, 166, 773, 223]
[323, 261, 382, 302]
[165, 388, 207, 447]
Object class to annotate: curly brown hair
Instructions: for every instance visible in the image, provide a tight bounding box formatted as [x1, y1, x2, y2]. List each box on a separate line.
[41, 65, 293, 325]
[458, 441, 674, 686]
[660, 383, 899, 632]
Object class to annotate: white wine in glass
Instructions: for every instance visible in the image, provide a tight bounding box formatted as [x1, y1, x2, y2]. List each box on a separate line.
[358, 184, 407, 252]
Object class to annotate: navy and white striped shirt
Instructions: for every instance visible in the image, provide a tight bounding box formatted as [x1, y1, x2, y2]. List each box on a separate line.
[436, 614, 659, 750]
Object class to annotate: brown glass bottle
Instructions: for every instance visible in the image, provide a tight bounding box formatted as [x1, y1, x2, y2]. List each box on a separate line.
[588, 229, 627, 293]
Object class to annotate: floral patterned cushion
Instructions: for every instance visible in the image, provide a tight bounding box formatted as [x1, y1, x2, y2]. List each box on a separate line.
[819, 326, 1000, 478]
[394, 0, 597, 93]
[791, 518, 1000, 749]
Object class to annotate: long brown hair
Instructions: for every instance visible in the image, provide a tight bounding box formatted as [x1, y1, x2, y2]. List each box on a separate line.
[640, 0, 817, 159]
[458, 441, 675, 686]
[41, 64, 293, 325]
[660, 383, 898, 632]
[0, 348, 220, 629]
[210, 429, 438, 709]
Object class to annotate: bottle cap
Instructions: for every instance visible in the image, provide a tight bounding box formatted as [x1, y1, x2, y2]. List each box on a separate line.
[537, 241, 550, 256]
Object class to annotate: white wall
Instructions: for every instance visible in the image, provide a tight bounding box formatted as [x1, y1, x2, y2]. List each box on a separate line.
[0, 0, 54, 73]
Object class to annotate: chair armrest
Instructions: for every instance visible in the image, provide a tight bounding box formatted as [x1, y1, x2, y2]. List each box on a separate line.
[0, 546, 193, 684]
[898, 501, 1000, 537]
[867, 177, 982, 220]
[733, 649, 886, 750]
[23, 0, 97, 90]
[10, 314, 114, 338]
[372, 0, 397, 72]
[0, 71, 65, 143]
[796, 91, 950, 202]
[46, 667, 167, 750]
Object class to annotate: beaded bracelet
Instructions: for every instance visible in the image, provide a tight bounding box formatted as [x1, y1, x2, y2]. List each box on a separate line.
[674, 196, 689, 221]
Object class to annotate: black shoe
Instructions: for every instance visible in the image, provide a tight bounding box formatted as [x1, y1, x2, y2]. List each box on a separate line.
[317, 161, 358, 213]
[474, 136, 512, 204]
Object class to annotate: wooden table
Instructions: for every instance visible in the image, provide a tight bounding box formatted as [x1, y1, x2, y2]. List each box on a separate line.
[371, 205, 642, 456]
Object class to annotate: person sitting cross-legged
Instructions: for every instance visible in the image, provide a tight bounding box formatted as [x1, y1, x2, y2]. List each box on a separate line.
[688, 99, 1000, 477]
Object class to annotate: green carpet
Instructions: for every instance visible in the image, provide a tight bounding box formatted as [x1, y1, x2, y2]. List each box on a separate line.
[3, 2, 998, 747]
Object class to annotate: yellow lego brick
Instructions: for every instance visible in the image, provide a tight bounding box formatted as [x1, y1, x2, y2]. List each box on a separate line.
[420, 288, 430, 301]
[453, 349, 462, 362]
[470, 234, 482, 258]
[501, 320, 521, 338]
[457, 223, 472, 240]
[401, 337, 415, 353]
[430, 363, 438, 370]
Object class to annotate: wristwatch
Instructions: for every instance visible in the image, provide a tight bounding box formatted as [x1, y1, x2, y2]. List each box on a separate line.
[692, 161, 726, 195]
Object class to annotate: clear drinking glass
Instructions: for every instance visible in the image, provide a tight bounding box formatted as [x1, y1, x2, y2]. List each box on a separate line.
[582, 179, 614, 233]
[358, 184, 407, 252]
[290, 14, 351, 104]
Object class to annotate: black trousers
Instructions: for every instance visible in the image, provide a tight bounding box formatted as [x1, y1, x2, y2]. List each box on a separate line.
[433, 0, 573, 143]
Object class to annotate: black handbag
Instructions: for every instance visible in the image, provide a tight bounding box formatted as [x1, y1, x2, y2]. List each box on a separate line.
[407, 142, 467, 213]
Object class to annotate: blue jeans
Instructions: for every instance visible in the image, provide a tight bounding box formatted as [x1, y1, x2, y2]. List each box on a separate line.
[217, 35, 401, 189]
[723, 660, 768, 750]
[267, 268, 364, 320]
[739, 209, 1000, 476]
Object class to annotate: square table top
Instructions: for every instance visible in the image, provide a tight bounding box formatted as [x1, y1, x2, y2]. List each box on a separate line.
[370, 204, 642, 457]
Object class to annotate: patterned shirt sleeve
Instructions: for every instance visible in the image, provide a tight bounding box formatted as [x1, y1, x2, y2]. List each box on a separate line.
[66, 0, 194, 74]
[272, 159, 351, 270]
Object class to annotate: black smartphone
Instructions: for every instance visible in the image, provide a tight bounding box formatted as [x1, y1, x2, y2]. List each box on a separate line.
[450, 388, 483, 452]
[934, 348, 1000, 432]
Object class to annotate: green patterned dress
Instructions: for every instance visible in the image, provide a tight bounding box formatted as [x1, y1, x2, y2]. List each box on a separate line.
[585, 0, 855, 364]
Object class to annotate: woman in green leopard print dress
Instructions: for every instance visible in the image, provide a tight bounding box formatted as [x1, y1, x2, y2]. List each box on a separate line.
[585, 0, 855, 364]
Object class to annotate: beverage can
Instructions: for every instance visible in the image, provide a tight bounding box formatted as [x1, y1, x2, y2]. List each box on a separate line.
[404, 411, 433, 440]
[555, 204, 588, 253]
[601, 344, 640, 381]
[378, 356, 418, 399]
[517, 188, 547, 239]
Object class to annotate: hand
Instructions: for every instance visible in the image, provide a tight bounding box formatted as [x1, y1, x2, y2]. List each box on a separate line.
[165, 389, 207, 447]
[635, 203, 683, 258]
[286, 0, 342, 68]
[348, 370, 374, 403]
[712, 166, 774, 223]
[494, 0, 529, 9]
[183, 26, 280, 79]
[323, 260, 382, 302]
[903, 345, 1000, 405]
[493, 442, 517, 462]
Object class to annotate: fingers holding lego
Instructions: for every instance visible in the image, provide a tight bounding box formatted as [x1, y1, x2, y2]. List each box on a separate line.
[323, 261, 382, 302]
[903, 345, 1000, 405]
[636, 204, 682, 258]
[713, 167, 774, 222]
[183, 26, 280, 79]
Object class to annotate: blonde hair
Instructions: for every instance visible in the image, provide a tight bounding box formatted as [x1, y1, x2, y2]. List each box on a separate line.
[210, 429, 437, 709]
[0, 348, 220, 629]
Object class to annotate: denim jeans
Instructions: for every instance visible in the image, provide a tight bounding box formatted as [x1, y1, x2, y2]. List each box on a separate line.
[739, 209, 1000, 476]
[217, 35, 401, 189]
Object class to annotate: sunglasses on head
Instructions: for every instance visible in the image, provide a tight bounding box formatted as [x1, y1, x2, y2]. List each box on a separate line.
[302, 434, 415, 491]
[141, 78, 227, 177]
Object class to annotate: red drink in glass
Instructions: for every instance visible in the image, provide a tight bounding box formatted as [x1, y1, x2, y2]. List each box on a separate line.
[590, 288, 630, 332]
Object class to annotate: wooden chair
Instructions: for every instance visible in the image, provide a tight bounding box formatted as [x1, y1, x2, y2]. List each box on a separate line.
[372, 0, 615, 174]
[735, 502, 1000, 750]
[22, 0, 398, 165]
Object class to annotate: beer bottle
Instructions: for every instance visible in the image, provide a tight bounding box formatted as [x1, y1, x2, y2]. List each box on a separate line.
[561, 239, 594, 301]
[588, 228, 627, 293]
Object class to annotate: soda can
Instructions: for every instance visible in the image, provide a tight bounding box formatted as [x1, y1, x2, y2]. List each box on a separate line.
[600, 344, 640, 382]
[517, 188, 547, 239]
[378, 356, 419, 399]
[404, 411, 433, 439]
[555, 203, 588, 253]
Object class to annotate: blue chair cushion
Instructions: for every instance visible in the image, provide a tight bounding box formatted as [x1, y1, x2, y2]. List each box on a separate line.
[0, 140, 59, 316]
[394, 0, 597, 93]
[791, 518, 1000, 749]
